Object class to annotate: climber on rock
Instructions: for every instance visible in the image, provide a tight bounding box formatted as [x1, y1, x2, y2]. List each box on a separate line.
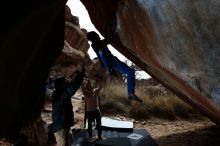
[87, 31, 142, 102]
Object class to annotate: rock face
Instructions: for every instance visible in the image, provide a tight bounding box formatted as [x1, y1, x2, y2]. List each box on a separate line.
[50, 6, 106, 81]
[51, 6, 89, 77]
[81, 0, 220, 124]
[0, 0, 66, 140]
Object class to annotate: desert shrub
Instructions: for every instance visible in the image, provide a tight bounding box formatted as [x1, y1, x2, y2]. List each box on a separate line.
[129, 102, 150, 120]
[100, 78, 128, 104]
[100, 79, 202, 120]
[101, 101, 129, 115]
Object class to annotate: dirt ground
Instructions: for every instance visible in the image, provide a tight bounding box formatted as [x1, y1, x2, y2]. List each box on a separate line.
[41, 93, 220, 146]
[75, 92, 220, 146]
[135, 119, 220, 146]
[2, 93, 218, 146]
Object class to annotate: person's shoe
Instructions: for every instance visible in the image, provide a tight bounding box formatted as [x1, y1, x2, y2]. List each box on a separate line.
[97, 136, 105, 141]
[128, 94, 143, 102]
[88, 137, 96, 142]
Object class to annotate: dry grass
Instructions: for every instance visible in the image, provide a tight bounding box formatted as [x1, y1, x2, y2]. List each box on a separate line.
[100, 79, 202, 120]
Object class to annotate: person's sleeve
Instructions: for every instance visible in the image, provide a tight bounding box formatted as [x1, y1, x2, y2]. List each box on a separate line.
[62, 71, 85, 99]
[72, 70, 85, 85]
[97, 49, 111, 72]
[92, 42, 112, 73]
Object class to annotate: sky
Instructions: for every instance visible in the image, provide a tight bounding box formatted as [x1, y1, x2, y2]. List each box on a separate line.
[67, 0, 150, 79]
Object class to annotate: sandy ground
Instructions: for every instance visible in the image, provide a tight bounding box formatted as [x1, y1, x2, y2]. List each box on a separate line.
[1, 90, 219, 146]
[2, 95, 219, 146]
[41, 92, 220, 146]
[135, 119, 219, 146]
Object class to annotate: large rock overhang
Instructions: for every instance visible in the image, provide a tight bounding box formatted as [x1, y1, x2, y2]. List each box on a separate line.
[0, 0, 66, 139]
[81, 0, 220, 124]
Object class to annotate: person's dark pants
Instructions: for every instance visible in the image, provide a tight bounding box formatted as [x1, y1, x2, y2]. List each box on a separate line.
[87, 109, 102, 139]
[52, 97, 73, 132]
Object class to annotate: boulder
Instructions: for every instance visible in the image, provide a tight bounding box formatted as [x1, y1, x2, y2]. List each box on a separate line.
[0, 0, 66, 140]
[81, 0, 220, 124]
[51, 7, 89, 77]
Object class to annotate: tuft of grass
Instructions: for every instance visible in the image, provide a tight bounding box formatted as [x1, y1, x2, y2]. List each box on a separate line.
[101, 101, 129, 115]
[147, 95, 189, 120]
[100, 79, 202, 120]
[129, 102, 150, 120]
[100, 79, 129, 104]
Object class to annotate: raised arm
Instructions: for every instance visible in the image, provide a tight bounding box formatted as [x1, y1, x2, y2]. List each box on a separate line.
[93, 82, 102, 97]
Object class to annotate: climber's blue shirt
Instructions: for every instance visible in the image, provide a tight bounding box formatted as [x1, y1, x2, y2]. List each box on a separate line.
[97, 49, 111, 71]
[91, 40, 118, 71]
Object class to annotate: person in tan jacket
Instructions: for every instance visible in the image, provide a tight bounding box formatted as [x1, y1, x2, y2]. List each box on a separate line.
[81, 79, 102, 140]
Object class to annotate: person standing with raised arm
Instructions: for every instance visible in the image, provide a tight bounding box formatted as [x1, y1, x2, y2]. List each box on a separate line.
[81, 79, 103, 141]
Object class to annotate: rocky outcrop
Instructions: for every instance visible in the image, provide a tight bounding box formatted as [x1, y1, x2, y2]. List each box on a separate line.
[0, 0, 66, 140]
[51, 6, 89, 77]
[81, 0, 220, 124]
[51, 6, 107, 81]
